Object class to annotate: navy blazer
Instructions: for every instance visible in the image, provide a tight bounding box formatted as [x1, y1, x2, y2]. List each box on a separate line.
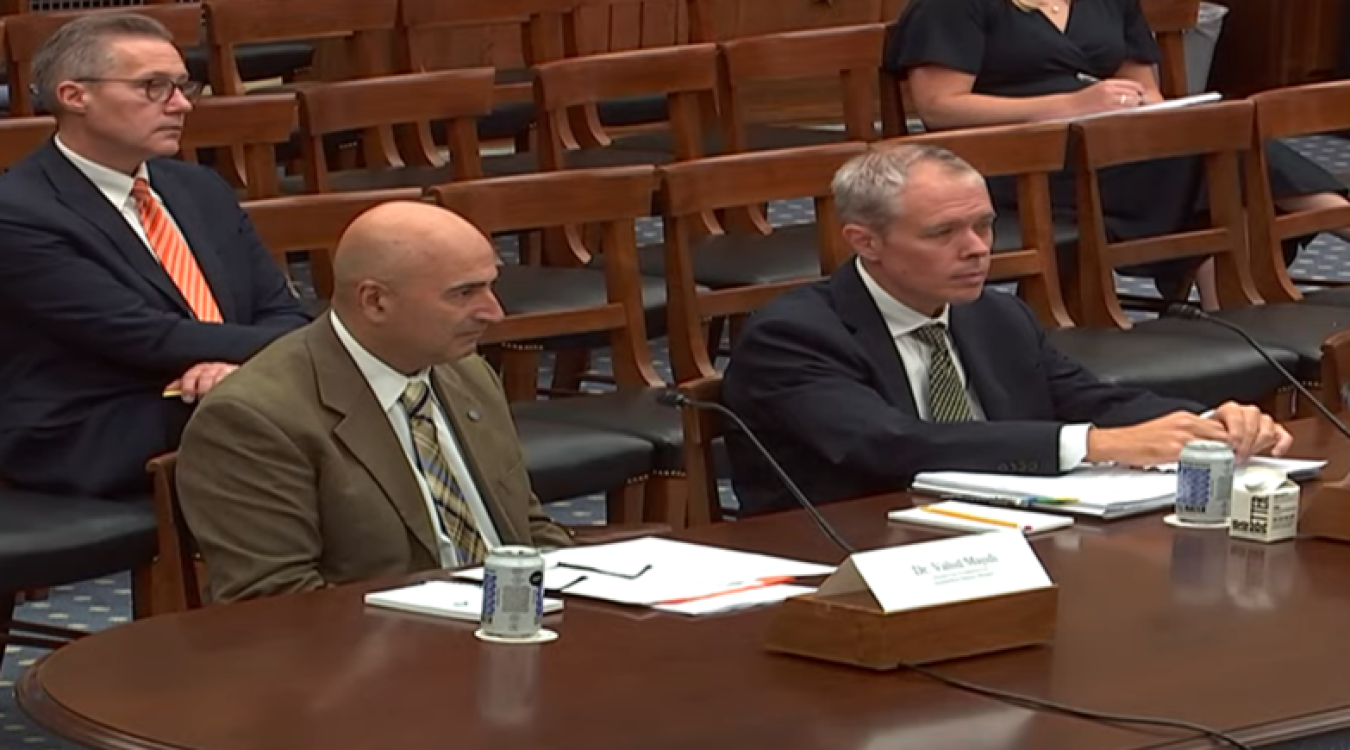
[722, 262, 1202, 516]
[0, 141, 309, 498]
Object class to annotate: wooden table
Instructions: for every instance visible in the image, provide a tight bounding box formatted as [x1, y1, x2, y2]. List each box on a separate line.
[19, 416, 1350, 750]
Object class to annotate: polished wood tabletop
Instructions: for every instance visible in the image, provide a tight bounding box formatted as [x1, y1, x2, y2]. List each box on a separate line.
[19, 415, 1350, 750]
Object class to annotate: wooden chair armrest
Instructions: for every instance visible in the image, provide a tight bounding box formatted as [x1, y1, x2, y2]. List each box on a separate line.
[568, 523, 671, 545]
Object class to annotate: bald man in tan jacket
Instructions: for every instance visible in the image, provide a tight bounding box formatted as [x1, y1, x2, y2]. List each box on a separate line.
[176, 202, 573, 603]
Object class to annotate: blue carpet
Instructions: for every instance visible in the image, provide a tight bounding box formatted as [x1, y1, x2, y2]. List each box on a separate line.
[4, 133, 1350, 747]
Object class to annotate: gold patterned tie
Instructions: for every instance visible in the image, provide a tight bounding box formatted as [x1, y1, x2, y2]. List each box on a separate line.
[912, 323, 976, 423]
[399, 380, 489, 565]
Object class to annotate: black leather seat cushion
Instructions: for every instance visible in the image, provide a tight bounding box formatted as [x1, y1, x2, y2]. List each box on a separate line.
[1047, 325, 1297, 407]
[991, 214, 1079, 255]
[1301, 287, 1350, 308]
[481, 145, 672, 177]
[511, 412, 654, 503]
[471, 85, 667, 141]
[184, 42, 315, 84]
[633, 223, 824, 289]
[0, 491, 157, 592]
[493, 264, 670, 349]
[278, 163, 456, 194]
[611, 124, 846, 155]
[514, 389, 684, 471]
[1147, 303, 1350, 382]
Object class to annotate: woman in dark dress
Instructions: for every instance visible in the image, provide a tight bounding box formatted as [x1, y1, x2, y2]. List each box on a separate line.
[883, 0, 1350, 308]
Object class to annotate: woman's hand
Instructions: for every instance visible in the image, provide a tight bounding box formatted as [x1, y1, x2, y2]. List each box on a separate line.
[1072, 79, 1148, 115]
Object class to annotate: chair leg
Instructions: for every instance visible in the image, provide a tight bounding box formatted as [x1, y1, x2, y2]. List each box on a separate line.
[605, 480, 646, 524]
[643, 475, 688, 530]
[1, 590, 14, 672]
[550, 349, 590, 395]
[498, 348, 543, 402]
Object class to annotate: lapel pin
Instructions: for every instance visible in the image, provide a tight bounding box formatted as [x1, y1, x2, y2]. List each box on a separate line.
[467, 409, 481, 422]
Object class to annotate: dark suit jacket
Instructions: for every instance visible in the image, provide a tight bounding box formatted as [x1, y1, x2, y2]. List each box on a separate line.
[0, 141, 309, 498]
[176, 316, 574, 603]
[723, 262, 1202, 516]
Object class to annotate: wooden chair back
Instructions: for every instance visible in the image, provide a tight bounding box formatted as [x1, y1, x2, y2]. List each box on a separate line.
[1245, 80, 1350, 303]
[243, 187, 425, 300]
[0, 115, 55, 169]
[396, 0, 564, 99]
[203, 0, 399, 95]
[881, 122, 1075, 329]
[179, 93, 295, 199]
[657, 142, 865, 381]
[1321, 328, 1350, 411]
[686, 0, 883, 43]
[295, 69, 496, 192]
[533, 42, 718, 166]
[427, 166, 663, 389]
[716, 23, 885, 150]
[4, 3, 202, 115]
[1141, 0, 1202, 98]
[1071, 100, 1263, 329]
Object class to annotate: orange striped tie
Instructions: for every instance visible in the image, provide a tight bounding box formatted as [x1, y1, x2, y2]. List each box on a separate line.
[131, 178, 222, 323]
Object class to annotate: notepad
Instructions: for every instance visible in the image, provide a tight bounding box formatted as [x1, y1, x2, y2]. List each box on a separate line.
[889, 501, 1074, 535]
[912, 465, 1177, 519]
[1052, 92, 1222, 123]
[364, 580, 563, 621]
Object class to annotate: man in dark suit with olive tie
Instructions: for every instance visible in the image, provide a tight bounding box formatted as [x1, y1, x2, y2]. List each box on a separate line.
[723, 145, 1292, 517]
[0, 14, 308, 498]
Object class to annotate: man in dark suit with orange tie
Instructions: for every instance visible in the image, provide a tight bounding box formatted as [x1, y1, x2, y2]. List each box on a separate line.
[0, 13, 308, 498]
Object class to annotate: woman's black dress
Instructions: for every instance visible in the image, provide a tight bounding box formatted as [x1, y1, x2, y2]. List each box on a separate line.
[883, 0, 1345, 278]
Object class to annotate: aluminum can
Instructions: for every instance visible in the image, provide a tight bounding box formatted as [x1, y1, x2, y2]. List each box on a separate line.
[480, 546, 546, 639]
[1175, 439, 1235, 525]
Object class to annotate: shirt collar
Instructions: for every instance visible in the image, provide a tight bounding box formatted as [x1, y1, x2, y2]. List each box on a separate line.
[330, 312, 431, 413]
[855, 257, 950, 339]
[53, 134, 150, 210]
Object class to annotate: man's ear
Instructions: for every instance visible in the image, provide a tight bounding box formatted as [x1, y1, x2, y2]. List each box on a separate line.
[53, 81, 87, 115]
[842, 223, 879, 262]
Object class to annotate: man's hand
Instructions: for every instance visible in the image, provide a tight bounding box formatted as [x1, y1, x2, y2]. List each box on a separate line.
[1087, 411, 1231, 467]
[1208, 401, 1293, 461]
[165, 362, 238, 404]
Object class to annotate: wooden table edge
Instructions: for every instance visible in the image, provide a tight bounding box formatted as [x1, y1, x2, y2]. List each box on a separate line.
[18, 655, 189, 750]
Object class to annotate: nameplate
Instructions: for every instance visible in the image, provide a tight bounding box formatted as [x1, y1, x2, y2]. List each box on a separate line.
[816, 532, 1053, 613]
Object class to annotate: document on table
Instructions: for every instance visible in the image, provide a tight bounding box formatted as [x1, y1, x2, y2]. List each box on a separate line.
[455, 537, 834, 611]
[1051, 92, 1222, 123]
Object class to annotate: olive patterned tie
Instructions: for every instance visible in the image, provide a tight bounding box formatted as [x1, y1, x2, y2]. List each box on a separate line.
[912, 323, 976, 423]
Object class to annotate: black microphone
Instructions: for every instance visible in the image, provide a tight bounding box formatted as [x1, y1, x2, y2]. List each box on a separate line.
[656, 390, 856, 554]
[1165, 303, 1350, 441]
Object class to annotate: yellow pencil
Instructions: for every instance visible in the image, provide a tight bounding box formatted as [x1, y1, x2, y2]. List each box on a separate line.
[922, 505, 1024, 530]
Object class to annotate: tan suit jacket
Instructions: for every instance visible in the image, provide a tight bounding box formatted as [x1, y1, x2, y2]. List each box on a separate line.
[176, 315, 573, 603]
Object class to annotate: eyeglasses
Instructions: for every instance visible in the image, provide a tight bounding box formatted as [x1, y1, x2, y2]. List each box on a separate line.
[73, 77, 204, 103]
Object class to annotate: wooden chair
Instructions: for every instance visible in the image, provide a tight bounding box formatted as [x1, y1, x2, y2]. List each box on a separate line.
[0, 115, 54, 169]
[202, 0, 399, 96]
[1244, 80, 1350, 305]
[3, 3, 202, 115]
[1071, 101, 1350, 410]
[1320, 328, 1350, 411]
[289, 69, 496, 193]
[659, 142, 863, 382]
[428, 166, 686, 526]
[179, 93, 295, 199]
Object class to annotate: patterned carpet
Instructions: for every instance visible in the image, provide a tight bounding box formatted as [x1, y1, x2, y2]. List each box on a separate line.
[4, 134, 1350, 749]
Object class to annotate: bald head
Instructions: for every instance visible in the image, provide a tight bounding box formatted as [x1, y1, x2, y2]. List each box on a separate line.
[332, 202, 489, 306]
[331, 201, 505, 373]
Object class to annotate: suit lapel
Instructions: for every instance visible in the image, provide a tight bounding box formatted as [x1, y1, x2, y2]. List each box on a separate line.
[950, 297, 1014, 419]
[430, 367, 522, 543]
[39, 143, 193, 317]
[829, 262, 920, 417]
[308, 319, 439, 562]
[148, 160, 237, 321]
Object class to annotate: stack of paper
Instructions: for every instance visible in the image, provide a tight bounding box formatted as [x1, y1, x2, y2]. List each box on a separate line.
[364, 580, 563, 621]
[889, 501, 1074, 535]
[455, 537, 834, 615]
[912, 465, 1177, 519]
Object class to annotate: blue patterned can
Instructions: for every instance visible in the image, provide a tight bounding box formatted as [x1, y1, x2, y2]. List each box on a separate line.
[480, 546, 546, 639]
[1175, 440, 1235, 526]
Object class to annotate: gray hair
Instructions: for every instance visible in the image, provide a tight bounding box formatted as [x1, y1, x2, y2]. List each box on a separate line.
[32, 13, 176, 114]
[832, 144, 983, 232]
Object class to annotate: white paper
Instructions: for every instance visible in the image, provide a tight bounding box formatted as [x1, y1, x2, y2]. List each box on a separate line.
[820, 534, 1052, 614]
[1150, 456, 1325, 480]
[651, 584, 815, 616]
[1051, 92, 1222, 123]
[456, 537, 834, 607]
[364, 581, 562, 621]
[913, 464, 1177, 516]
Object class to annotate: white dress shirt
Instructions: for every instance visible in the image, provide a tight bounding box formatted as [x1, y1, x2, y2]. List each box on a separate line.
[331, 313, 502, 566]
[54, 135, 186, 261]
[856, 259, 1090, 471]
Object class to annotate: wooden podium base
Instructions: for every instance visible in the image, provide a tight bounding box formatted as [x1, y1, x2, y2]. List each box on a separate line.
[1301, 476, 1350, 542]
[765, 586, 1058, 671]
